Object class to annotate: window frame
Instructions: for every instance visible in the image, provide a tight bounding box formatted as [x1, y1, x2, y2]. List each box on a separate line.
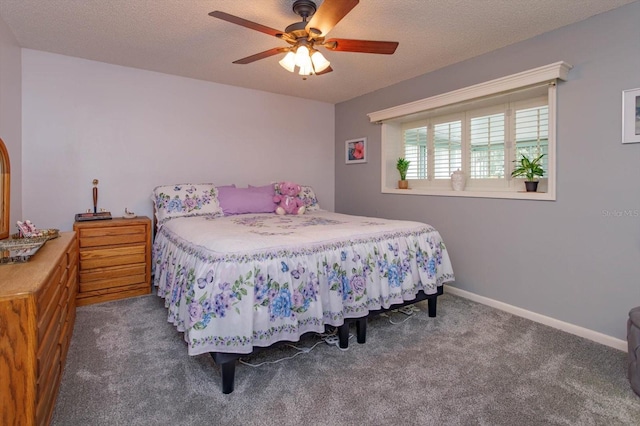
[369, 62, 571, 201]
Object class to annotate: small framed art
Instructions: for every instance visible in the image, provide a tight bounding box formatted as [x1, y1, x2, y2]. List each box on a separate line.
[345, 137, 367, 164]
[622, 88, 640, 144]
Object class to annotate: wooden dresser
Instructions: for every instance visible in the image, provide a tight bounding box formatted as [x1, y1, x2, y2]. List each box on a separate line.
[73, 216, 151, 306]
[0, 232, 78, 426]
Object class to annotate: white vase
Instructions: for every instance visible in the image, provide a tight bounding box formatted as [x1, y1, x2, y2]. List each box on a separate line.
[451, 169, 466, 191]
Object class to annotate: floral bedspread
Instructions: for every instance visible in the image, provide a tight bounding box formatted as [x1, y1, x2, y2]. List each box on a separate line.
[152, 210, 454, 355]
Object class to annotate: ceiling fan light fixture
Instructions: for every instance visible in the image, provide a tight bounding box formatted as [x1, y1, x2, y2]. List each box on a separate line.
[311, 50, 330, 73]
[294, 45, 310, 68]
[294, 45, 313, 75]
[279, 51, 296, 72]
[299, 62, 313, 76]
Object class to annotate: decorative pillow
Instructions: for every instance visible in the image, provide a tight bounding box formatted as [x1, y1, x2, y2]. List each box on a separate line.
[248, 183, 276, 195]
[218, 186, 277, 215]
[151, 183, 223, 226]
[274, 183, 320, 211]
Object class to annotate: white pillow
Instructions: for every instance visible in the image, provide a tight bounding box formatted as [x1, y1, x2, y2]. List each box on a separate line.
[151, 183, 223, 226]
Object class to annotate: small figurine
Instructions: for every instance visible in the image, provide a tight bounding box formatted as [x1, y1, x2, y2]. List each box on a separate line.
[124, 208, 136, 219]
[16, 220, 43, 237]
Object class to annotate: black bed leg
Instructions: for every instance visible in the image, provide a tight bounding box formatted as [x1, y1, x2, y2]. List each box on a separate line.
[428, 296, 437, 317]
[338, 323, 350, 349]
[356, 318, 367, 344]
[219, 361, 236, 394]
[211, 353, 237, 394]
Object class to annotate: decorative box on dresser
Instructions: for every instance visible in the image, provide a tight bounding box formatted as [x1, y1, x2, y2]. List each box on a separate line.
[73, 216, 151, 306]
[0, 232, 78, 426]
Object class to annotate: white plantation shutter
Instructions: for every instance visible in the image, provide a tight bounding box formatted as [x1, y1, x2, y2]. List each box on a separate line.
[469, 113, 505, 179]
[514, 105, 549, 175]
[403, 126, 427, 179]
[433, 120, 462, 179]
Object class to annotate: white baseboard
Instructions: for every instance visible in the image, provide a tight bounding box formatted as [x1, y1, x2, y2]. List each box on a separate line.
[445, 285, 628, 352]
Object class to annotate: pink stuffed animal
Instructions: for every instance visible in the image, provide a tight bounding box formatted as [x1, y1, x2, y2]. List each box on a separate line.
[273, 181, 306, 215]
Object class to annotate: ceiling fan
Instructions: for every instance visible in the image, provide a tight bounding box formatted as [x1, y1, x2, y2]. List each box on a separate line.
[209, 0, 399, 78]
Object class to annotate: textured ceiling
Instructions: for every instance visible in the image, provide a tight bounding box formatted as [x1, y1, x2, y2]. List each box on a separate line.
[0, 0, 635, 104]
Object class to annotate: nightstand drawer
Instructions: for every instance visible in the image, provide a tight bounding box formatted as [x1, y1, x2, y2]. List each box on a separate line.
[78, 224, 147, 248]
[79, 244, 146, 269]
[79, 264, 147, 292]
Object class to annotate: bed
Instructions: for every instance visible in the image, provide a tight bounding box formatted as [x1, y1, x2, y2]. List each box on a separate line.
[151, 183, 454, 393]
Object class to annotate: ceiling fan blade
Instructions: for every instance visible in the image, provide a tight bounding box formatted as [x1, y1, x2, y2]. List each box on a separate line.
[209, 11, 283, 37]
[305, 0, 359, 37]
[324, 39, 399, 54]
[315, 66, 333, 76]
[232, 47, 289, 65]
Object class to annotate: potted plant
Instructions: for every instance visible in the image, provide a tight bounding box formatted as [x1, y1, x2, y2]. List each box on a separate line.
[511, 153, 545, 192]
[396, 158, 410, 189]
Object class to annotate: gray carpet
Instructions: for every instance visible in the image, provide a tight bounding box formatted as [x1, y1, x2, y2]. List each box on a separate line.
[52, 292, 640, 426]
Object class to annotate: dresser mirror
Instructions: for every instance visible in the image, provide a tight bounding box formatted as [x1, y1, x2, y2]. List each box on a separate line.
[0, 138, 10, 240]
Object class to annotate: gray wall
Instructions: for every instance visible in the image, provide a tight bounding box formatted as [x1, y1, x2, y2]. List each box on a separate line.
[335, 2, 640, 341]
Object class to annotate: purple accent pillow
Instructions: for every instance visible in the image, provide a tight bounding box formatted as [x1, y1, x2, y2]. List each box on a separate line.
[218, 186, 277, 215]
[248, 184, 276, 195]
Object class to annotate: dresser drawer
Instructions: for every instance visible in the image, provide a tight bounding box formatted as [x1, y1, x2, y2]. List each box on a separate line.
[78, 224, 147, 248]
[37, 302, 62, 382]
[59, 266, 69, 291]
[79, 244, 146, 269]
[37, 265, 61, 309]
[67, 243, 78, 271]
[36, 346, 61, 426]
[38, 280, 62, 343]
[68, 267, 78, 296]
[60, 308, 75, 361]
[37, 343, 60, 401]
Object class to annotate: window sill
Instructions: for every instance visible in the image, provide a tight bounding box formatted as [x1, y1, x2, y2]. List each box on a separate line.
[382, 187, 555, 200]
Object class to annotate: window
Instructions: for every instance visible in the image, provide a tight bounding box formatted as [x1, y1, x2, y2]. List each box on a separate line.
[401, 98, 548, 192]
[368, 61, 571, 200]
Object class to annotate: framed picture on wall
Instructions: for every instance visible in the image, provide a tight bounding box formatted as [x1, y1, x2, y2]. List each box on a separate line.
[622, 88, 640, 144]
[345, 137, 367, 164]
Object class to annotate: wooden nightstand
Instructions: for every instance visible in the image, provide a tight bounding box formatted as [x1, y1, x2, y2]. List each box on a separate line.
[73, 216, 151, 306]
